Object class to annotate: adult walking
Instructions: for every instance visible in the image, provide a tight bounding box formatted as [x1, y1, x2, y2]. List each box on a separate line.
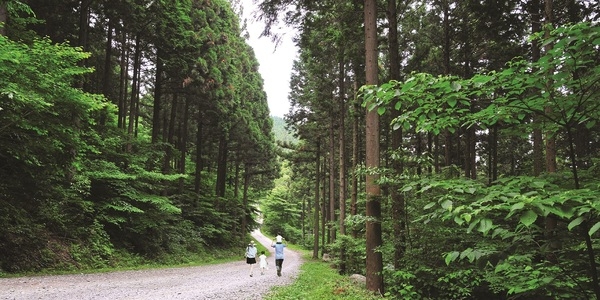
[271, 235, 286, 277]
[245, 241, 258, 277]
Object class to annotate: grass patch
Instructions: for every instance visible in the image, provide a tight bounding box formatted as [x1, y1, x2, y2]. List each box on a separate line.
[264, 257, 383, 300]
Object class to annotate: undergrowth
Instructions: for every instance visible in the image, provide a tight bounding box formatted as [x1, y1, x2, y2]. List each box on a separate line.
[264, 255, 383, 300]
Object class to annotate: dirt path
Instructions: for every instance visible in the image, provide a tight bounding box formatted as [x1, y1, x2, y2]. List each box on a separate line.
[0, 230, 302, 300]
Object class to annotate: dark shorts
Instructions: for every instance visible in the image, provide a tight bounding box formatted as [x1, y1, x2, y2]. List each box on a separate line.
[246, 257, 256, 264]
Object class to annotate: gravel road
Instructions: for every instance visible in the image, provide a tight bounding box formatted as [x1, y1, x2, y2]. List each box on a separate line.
[0, 230, 302, 300]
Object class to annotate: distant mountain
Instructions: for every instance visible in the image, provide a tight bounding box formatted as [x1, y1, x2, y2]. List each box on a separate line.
[271, 116, 297, 144]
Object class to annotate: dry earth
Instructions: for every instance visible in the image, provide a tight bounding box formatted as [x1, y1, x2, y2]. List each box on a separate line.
[0, 230, 302, 300]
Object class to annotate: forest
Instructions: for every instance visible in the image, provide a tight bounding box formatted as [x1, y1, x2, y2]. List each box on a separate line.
[1, 0, 599, 299]
[0, 0, 278, 274]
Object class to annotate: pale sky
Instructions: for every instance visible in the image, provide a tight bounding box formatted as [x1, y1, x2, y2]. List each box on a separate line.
[241, 0, 297, 117]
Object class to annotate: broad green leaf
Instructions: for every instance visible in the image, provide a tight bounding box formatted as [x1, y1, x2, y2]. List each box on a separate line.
[423, 202, 436, 210]
[568, 216, 585, 231]
[532, 181, 545, 188]
[441, 199, 453, 211]
[519, 210, 538, 226]
[586, 120, 596, 129]
[467, 219, 479, 233]
[447, 98, 458, 108]
[454, 216, 464, 225]
[462, 213, 472, 223]
[450, 81, 461, 91]
[510, 202, 525, 211]
[588, 222, 600, 236]
[445, 251, 460, 265]
[478, 218, 493, 234]
[459, 248, 473, 260]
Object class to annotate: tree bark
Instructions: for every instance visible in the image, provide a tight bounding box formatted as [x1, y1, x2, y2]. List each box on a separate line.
[0, 1, 7, 36]
[178, 96, 190, 193]
[387, 0, 406, 269]
[312, 140, 321, 259]
[127, 36, 141, 137]
[351, 80, 359, 238]
[364, 0, 383, 293]
[194, 111, 204, 194]
[329, 112, 336, 244]
[338, 57, 347, 237]
[531, 0, 544, 176]
[216, 131, 228, 198]
[118, 31, 128, 129]
[152, 49, 164, 143]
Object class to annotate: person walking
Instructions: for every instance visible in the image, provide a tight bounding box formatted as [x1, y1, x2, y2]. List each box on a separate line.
[245, 241, 258, 277]
[271, 236, 286, 276]
[258, 251, 268, 275]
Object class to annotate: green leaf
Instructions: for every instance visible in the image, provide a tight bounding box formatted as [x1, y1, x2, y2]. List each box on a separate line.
[447, 98, 457, 108]
[478, 218, 493, 234]
[441, 199, 453, 211]
[450, 81, 461, 91]
[462, 213, 472, 223]
[510, 202, 525, 211]
[568, 216, 585, 231]
[423, 202, 436, 210]
[519, 210, 538, 227]
[588, 222, 600, 236]
[445, 251, 460, 265]
[377, 106, 386, 115]
[585, 120, 596, 129]
[454, 216, 464, 225]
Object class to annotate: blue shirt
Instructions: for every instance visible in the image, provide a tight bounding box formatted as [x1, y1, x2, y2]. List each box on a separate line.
[272, 243, 286, 259]
[246, 246, 257, 258]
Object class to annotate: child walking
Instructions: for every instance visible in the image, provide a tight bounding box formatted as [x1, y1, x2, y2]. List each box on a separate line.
[258, 251, 268, 275]
[245, 241, 258, 277]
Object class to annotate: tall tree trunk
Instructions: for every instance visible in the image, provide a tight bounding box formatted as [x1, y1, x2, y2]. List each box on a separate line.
[321, 171, 327, 256]
[162, 92, 178, 174]
[178, 96, 190, 193]
[134, 64, 142, 137]
[0, 1, 7, 36]
[531, 0, 544, 176]
[77, 0, 91, 90]
[442, 0, 453, 167]
[242, 164, 250, 238]
[152, 49, 164, 143]
[338, 53, 347, 274]
[100, 20, 113, 127]
[312, 140, 321, 259]
[118, 31, 128, 129]
[542, 0, 560, 266]
[216, 131, 228, 198]
[338, 55, 346, 235]
[329, 112, 336, 244]
[387, 0, 406, 269]
[351, 81, 360, 238]
[127, 36, 141, 137]
[364, 0, 383, 293]
[194, 111, 204, 194]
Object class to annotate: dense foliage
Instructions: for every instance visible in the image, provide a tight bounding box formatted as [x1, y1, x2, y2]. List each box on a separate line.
[0, 0, 278, 273]
[253, 0, 600, 299]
